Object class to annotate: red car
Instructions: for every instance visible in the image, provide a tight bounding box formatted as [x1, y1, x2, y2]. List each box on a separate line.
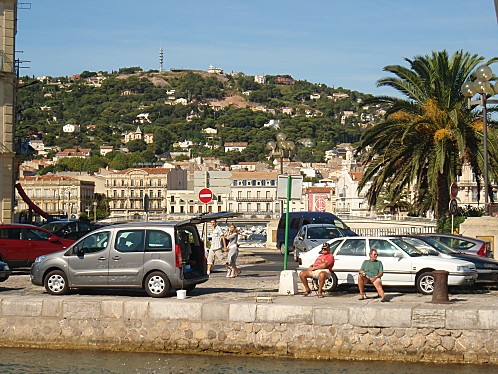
[0, 224, 74, 268]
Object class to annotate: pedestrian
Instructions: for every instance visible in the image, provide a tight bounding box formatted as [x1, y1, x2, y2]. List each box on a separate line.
[299, 242, 334, 298]
[206, 219, 227, 276]
[225, 223, 241, 278]
[358, 248, 388, 302]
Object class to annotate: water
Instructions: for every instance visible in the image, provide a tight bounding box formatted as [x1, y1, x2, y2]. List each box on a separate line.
[0, 347, 494, 374]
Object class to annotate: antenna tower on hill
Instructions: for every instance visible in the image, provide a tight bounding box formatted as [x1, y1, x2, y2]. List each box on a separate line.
[159, 46, 164, 72]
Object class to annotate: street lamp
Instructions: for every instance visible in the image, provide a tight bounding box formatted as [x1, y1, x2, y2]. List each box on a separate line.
[266, 133, 295, 174]
[461, 64, 498, 213]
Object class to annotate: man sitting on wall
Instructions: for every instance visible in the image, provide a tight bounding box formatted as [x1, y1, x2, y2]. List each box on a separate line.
[358, 248, 388, 302]
[299, 242, 334, 298]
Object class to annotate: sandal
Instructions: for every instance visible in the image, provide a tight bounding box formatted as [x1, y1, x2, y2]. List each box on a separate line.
[317, 293, 324, 298]
[303, 290, 312, 297]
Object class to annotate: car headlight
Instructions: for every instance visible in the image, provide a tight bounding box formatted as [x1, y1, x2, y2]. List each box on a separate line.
[3, 264, 9, 271]
[35, 255, 46, 263]
[457, 265, 476, 272]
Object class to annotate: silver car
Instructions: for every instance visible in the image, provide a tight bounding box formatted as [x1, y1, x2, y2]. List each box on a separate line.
[418, 233, 492, 257]
[30, 213, 236, 297]
[293, 223, 349, 262]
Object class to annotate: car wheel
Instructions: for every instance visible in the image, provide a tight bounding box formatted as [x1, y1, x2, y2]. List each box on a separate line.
[416, 271, 434, 295]
[44, 270, 69, 295]
[144, 271, 171, 298]
[323, 273, 338, 292]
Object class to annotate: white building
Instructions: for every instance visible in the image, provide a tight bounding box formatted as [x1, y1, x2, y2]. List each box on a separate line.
[224, 142, 248, 152]
[63, 124, 80, 133]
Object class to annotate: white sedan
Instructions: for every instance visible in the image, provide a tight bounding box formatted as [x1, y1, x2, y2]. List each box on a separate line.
[298, 236, 477, 294]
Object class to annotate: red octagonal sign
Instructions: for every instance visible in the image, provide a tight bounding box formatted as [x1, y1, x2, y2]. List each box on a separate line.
[198, 188, 213, 204]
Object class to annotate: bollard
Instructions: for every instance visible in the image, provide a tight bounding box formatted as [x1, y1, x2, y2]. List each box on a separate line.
[431, 270, 450, 303]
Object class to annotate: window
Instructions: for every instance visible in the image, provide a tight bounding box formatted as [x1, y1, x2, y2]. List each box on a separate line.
[247, 191, 251, 198]
[131, 190, 135, 197]
[26, 228, 51, 241]
[158, 179, 162, 187]
[336, 239, 366, 256]
[369, 239, 398, 257]
[113, 190, 117, 198]
[115, 230, 145, 253]
[0, 228, 22, 239]
[121, 190, 125, 198]
[78, 231, 110, 254]
[145, 230, 172, 252]
[140, 180, 144, 186]
[158, 190, 162, 198]
[171, 196, 175, 203]
[232, 180, 237, 186]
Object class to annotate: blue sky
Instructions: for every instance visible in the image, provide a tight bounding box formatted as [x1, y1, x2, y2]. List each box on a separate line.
[16, 0, 498, 96]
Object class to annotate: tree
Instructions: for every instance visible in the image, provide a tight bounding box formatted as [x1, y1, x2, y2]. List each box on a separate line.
[356, 50, 498, 219]
[126, 139, 147, 152]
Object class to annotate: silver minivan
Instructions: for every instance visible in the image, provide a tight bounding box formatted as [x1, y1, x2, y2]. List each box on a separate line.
[30, 213, 235, 297]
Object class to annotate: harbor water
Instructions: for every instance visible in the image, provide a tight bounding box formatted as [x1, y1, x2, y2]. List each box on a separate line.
[0, 347, 493, 373]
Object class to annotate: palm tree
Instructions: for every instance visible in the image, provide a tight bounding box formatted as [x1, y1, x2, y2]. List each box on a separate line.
[356, 50, 498, 219]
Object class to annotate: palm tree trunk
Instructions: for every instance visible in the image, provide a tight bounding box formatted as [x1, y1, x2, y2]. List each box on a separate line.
[437, 172, 450, 219]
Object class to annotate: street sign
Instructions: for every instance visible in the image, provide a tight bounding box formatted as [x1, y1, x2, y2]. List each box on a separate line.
[450, 183, 458, 198]
[198, 188, 213, 204]
[449, 198, 458, 215]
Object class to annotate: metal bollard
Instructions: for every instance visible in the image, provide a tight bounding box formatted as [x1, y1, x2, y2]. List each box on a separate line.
[431, 270, 450, 303]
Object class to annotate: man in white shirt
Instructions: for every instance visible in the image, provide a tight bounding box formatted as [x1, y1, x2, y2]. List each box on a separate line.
[206, 220, 226, 275]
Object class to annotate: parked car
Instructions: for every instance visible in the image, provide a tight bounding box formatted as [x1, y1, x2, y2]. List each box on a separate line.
[418, 233, 492, 257]
[277, 212, 355, 254]
[30, 212, 237, 297]
[0, 224, 75, 268]
[396, 235, 498, 285]
[41, 220, 101, 240]
[299, 236, 477, 294]
[0, 260, 11, 282]
[293, 223, 349, 262]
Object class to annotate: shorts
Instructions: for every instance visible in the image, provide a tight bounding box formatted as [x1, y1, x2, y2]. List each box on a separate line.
[312, 269, 331, 278]
[207, 248, 225, 265]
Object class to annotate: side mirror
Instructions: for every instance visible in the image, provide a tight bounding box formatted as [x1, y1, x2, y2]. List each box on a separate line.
[394, 250, 404, 258]
[48, 236, 60, 244]
[73, 245, 84, 257]
[297, 236, 303, 241]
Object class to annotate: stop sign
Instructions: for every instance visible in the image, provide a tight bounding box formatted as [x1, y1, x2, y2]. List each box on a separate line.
[198, 188, 213, 204]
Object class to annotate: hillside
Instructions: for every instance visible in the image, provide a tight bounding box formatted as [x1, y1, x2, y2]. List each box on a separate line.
[16, 68, 386, 167]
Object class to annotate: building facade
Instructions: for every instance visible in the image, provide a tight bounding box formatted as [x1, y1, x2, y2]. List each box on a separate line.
[0, 0, 17, 223]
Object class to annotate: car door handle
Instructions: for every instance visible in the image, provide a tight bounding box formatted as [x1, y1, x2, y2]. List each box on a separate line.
[112, 256, 121, 261]
[98, 257, 107, 261]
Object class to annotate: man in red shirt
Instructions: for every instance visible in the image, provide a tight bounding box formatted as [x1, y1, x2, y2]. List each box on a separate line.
[299, 242, 335, 298]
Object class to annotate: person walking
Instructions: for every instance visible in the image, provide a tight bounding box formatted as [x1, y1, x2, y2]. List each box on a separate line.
[225, 224, 241, 278]
[358, 248, 388, 302]
[206, 219, 226, 276]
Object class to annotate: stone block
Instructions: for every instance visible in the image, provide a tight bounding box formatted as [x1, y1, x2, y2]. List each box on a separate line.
[148, 300, 202, 320]
[256, 304, 313, 324]
[229, 303, 257, 323]
[2, 299, 42, 317]
[42, 299, 63, 317]
[202, 303, 229, 321]
[313, 307, 348, 326]
[446, 308, 478, 330]
[478, 308, 498, 330]
[348, 305, 412, 328]
[412, 305, 445, 328]
[123, 300, 149, 320]
[63, 300, 101, 319]
[100, 300, 124, 319]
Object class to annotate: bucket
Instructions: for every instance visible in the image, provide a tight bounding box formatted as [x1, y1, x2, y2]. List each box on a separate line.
[176, 289, 187, 299]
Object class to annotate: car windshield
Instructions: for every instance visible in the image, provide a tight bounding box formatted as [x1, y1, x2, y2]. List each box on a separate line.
[42, 222, 67, 232]
[417, 237, 457, 255]
[307, 227, 340, 239]
[398, 237, 441, 255]
[390, 239, 423, 257]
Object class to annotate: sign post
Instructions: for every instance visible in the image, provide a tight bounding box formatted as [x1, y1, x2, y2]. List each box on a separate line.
[449, 183, 458, 233]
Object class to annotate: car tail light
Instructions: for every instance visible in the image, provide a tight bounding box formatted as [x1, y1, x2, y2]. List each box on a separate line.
[477, 243, 487, 257]
[175, 244, 182, 268]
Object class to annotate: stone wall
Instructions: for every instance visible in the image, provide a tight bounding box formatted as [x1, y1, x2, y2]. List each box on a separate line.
[0, 296, 497, 364]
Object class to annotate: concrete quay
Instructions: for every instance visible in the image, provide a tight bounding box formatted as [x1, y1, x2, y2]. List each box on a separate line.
[1, 267, 498, 365]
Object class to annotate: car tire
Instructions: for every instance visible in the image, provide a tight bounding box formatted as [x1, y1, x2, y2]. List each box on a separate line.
[44, 270, 69, 295]
[323, 273, 338, 292]
[416, 271, 434, 295]
[144, 271, 171, 298]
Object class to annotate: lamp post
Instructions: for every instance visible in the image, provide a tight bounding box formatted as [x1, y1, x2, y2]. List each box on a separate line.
[93, 201, 97, 221]
[266, 133, 296, 174]
[461, 64, 498, 214]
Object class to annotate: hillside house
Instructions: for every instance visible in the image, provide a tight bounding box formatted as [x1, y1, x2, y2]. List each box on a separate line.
[63, 124, 80, 133]
[224, 142, 248, 152]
